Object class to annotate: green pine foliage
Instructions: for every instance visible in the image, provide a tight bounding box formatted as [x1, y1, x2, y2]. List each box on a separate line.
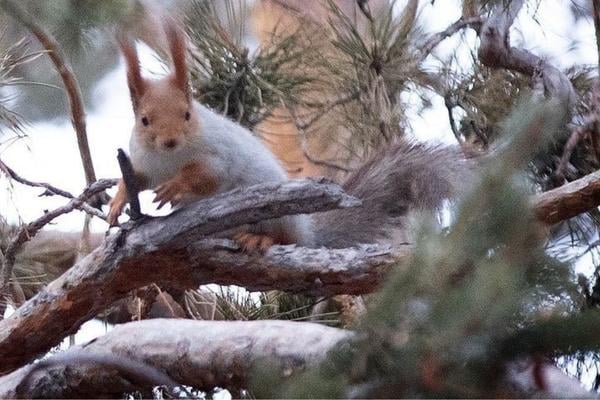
[0, 33, 43, 134]
[256, 99, 595, 398]
[185, 0, 315, 129]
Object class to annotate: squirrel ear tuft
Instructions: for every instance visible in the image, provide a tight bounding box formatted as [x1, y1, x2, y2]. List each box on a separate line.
[117, 32, 146, 113]
[164, 18, 191, 100]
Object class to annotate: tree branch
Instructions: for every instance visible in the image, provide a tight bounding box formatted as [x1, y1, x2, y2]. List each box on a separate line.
[532, 169, 600, 224]
[0, 319, 588, 398]
[3, 168, 600, 373]
[0, 319, 353, 398]
[593, 0, 600, 76]
[0, 0, 96, 185]
[477, 0, 576, 108]
[0, 158, 113, 219]
[0, 179, 385, 374]
[420, 16, 482, 60]
[0, 179, 116, 318]
[0, 158, 74, 198]
[289, 106, 355, 173]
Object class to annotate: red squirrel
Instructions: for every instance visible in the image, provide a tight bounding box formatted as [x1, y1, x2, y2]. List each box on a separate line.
[108, 20, 471, 251]
[107, 21, 312, 251]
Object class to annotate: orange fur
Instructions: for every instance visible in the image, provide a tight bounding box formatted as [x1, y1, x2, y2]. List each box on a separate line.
[118, 34, 146, 113]
[164, 19, 190, 99]
[107, 180, 128, 226]
[153, 161, 218, 209]
[233, 232, 275, 253]
[107, 174, 149, 226]
[109, 19, 308, 254]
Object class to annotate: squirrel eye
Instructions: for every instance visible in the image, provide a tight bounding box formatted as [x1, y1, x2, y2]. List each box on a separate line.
[184, 111, 191, 121]
[141, 116, 149, 126]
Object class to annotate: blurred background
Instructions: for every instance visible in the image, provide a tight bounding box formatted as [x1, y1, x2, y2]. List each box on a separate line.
[2, 1, 600, 394]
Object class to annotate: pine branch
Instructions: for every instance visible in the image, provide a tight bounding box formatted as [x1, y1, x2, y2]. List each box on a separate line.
[533, 169, 600, 224]
[477, 0, 576, 107]
[0, 179, 116, 318]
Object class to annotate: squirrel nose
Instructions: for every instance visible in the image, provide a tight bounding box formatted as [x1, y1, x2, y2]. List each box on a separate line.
[163, 139, 178, 149]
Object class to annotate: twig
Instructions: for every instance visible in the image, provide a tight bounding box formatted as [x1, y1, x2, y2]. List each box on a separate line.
[356, 0, 373, 22]
[0, 0, 96, 185]
[444, 94, 462, 143]
[420, 16, 482, 60]
[0, 179, 117, 318]
[0, 158, 74, 198]
[117, 149, 142, 220]
[0, 158, 113, 220]
[294, 91, 360, 130]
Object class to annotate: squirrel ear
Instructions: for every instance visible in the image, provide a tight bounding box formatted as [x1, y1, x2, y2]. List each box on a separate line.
[118, 32, 146, 113]
[164, 18, 190, 100]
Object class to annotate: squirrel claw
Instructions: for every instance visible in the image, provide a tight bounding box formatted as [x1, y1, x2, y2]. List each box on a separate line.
[154, 181, 186, 209]
[233, 232, 274, 254]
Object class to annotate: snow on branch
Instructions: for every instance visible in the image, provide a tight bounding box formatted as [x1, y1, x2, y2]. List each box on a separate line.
[0, 319, 588, 398]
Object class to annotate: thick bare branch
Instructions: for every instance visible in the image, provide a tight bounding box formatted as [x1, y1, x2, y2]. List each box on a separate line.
[0, 319, 353, 398]
[533, 169, 600, 224]
[477, 0, 576, 107]
[0, 0, 96, 185]
[0, 179, 387, 374]
[0, 319, 588, 398]
[4, 169, 600, 372]
[0, 238, 398, 375]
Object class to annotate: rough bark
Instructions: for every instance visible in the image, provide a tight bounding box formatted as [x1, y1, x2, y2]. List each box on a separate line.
[477, 0, 576, 107]
[0, 179, 404, 374]
[532, 169, 600, 224]
[0, 319, 587, 398]
[3, 168, 600, 374]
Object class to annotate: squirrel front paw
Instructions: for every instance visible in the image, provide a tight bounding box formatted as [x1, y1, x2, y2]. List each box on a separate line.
[233, 232, 275, 254]
[153, 178, 188, 209]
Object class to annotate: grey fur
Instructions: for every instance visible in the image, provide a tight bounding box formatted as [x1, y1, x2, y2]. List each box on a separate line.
[313, 140, 473, 248]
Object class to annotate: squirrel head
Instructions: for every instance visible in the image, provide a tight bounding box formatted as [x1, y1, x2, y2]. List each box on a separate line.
[119, 19, 200, 153]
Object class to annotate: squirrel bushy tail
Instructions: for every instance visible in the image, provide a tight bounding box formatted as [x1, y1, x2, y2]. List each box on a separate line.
[312, 140, 473, 248]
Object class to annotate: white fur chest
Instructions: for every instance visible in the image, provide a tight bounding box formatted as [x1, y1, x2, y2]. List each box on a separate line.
[129, 135, 204, 188]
